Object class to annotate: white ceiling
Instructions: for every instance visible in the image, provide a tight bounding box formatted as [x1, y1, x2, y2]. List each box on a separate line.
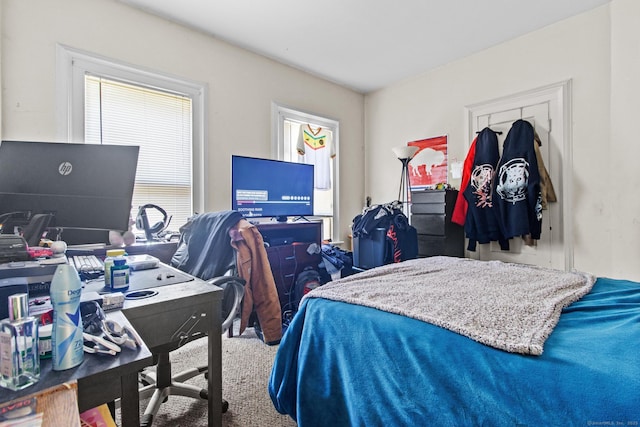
[118, 0, 610, 94]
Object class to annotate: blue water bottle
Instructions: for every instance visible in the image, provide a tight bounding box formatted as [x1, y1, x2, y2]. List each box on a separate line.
[49, 264, 84, 370]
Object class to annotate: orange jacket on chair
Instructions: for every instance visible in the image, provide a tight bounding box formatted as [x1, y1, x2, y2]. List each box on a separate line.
[231, 219, 282, 345]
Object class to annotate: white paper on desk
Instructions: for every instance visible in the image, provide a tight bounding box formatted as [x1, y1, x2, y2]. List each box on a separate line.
[126, 255, 160, 271]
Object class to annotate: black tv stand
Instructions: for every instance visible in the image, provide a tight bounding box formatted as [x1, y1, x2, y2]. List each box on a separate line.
[255, 222, 322, 321]
[292, 216, 311, 222]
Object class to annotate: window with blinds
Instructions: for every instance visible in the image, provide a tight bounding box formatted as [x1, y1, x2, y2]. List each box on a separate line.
[84, 75, 193, 231]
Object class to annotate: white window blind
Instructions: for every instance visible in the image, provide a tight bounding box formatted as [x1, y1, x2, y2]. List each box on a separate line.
[84, 75, 193, 231]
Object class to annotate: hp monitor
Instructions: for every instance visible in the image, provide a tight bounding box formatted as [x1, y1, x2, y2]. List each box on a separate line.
[0, 141, 139, 244]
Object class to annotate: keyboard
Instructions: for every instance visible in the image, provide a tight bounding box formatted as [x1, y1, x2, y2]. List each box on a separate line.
[69, 255, 104, 273]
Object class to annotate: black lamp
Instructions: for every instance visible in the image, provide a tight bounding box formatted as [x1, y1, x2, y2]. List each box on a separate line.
[392, 145, 419, 220]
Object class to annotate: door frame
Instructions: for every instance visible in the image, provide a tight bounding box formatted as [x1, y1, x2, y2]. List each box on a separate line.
[464, 80, 574, 271]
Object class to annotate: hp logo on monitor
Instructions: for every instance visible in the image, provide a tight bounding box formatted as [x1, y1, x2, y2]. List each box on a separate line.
[58, 161, 73, 176]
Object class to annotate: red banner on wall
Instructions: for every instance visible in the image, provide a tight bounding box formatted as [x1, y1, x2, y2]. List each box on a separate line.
[407, 135, 448, 189]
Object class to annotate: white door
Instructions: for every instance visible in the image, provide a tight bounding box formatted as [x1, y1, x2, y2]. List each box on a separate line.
[466, 83, 571, 270]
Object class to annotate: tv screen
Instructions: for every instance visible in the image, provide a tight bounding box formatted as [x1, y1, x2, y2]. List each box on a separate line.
[231, 155, 314, 221]
[0, 141, 139, 243]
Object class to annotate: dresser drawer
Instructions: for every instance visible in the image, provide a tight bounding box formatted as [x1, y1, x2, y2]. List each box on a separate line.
[411, 190, 446, 204]
[418, 234, 464, 257]
[411, 203, 445, 214]
[417, 235, 446, 256]
[412, 214, 446, 236]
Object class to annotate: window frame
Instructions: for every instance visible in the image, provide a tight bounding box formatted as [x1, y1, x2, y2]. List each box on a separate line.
[271, 102, 341, 243]
[55, 44, 208, 215]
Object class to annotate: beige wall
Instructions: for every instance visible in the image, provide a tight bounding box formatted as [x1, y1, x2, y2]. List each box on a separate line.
[610, 0, 640, 279]
[0, 0, 365, 243]
[365, 0, 640, 280]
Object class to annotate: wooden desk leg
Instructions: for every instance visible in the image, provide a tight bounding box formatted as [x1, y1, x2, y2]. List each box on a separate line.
[120, 371, 140, 427]
[209, 323, 222, 427]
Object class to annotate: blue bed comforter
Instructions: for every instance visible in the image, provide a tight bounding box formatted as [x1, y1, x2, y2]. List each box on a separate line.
[269, 277, 640, 426]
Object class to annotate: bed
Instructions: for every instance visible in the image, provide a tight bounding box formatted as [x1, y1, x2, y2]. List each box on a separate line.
[268, 256, 640, 426]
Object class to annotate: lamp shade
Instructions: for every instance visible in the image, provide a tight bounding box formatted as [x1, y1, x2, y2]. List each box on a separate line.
[392, 145, 419, 160]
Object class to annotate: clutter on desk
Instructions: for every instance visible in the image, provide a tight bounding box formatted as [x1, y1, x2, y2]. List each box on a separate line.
[49, 264, 84, 371]
[0, 293, 40, 391]
[100, 292, 125, 311]
[26, 246, 53, 259]
[49, 241, 67, 258]
[125, 254, 159, 271]
[38, 324, 52, 360]
[80, 300, 142, 356]
[108, 229, 136, 247]
[83, 332, 120, 356]
[0, 235, 30, 264]
[103, 249, 124, 289]
[109, 257, 129, 292]
[0, 395, 40, 424]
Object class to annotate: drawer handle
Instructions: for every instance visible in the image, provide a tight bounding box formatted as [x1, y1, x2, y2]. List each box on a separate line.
[285, 256, 296, 260]
[284, 274, 295, 278]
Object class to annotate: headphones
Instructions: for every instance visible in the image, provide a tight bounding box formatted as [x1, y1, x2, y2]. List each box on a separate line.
[136, 204, 171, 241]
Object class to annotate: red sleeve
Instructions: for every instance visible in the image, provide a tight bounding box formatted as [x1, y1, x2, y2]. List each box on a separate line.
[451, 137, 477, 226]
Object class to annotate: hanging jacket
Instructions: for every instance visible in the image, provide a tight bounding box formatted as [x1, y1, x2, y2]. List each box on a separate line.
[493, 119, 542, 241]
[451, 135, 477, 226]
[463, 127, 508, 251]
[171, 210, 243, 280]
[533, 129, 557, 210]
[232, 219, 283, 345]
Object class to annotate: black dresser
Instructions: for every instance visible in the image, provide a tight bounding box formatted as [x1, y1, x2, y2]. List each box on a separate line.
[410, 189, 464, 257]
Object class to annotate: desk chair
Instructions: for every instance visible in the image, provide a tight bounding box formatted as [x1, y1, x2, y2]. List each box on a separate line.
[137, 211, 246, 426]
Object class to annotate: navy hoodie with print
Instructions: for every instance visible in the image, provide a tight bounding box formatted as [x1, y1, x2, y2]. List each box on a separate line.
[493, 119, 542, 240]
[463, 127, 508, 251]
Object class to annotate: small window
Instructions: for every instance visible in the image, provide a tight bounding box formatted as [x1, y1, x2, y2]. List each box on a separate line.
[273, 104, 340, 242]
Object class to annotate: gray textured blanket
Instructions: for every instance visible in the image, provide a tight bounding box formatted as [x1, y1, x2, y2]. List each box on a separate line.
[305, 256, 595, 355]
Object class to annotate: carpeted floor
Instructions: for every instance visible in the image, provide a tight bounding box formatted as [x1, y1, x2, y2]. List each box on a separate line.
[118, 325, 297, 426]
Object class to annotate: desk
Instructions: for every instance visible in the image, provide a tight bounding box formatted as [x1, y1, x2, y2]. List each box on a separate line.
[0, 311, 152, 427]
[0, 263, 223, 427]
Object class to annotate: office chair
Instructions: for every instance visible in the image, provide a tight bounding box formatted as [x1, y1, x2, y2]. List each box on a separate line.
[136, 211, 247, 426]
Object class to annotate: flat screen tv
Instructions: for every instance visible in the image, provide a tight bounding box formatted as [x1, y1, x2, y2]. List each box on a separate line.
[231, 155, 314, 221]
[0, 140, 139, 244]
